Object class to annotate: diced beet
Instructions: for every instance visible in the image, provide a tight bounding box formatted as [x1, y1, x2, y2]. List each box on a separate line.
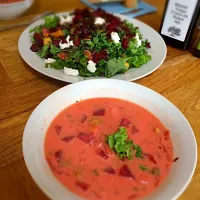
[30, 44, 41, 52]
[74, 37, 81, 46]
[49, 27, 58, 33]
[73, 14, 82, 22]
[96, 149, 108, 160]
[143, 153, 157, 164]
[82, 8, 91, 17]
[119, 165, 135, 179]
[77, 132, 95, 144]
[61, 136, 74, 143]
[33, 33, 43, 46]
[52, 39, 60, 47]
[132, 125, 139, 133]
[55, 150, 62, 163]
[74, 8, 83, 15]
[80, 115, 87, 123]
[92, 49, 108, 63]
[104, 167, 116, 174]
[106, 23, 118, 34]
[173, 157, 179, 162]
[60, 36, 66, 44]
[120, 118, 132, 127]
[80, 26, 91, 39]
[75, 181, 90, 191]
[146, 42, 151, 48]
[122, 37, 129, 49]
[54, 125, 62, 135]
[93, 108, 105, 116]
[126, 33, 136, 39]
[45, 53, 53, 59]
[92, 8, 106, 17]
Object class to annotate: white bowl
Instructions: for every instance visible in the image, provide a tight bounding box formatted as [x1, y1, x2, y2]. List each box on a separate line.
[23, 79, 197, 200]
[0, 0, 34, 20]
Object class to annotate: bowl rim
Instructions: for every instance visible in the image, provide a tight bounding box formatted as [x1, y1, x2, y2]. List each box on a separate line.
[22, 79, 197, 200]
[0, 0, 34, 7]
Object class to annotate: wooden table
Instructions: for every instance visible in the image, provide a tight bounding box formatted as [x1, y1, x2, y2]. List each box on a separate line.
[0, 0, 199, 199]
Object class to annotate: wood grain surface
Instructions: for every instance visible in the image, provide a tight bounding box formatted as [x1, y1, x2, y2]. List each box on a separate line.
[0, 0, 199, 199]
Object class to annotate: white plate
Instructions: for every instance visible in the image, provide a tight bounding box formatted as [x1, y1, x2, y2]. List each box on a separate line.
[23, 79, 197, 200]
[18, 12, 166, 83]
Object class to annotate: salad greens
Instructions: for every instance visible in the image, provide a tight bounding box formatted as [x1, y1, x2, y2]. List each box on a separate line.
[30, 8, 152, 77]
[43, 15, 60, 28]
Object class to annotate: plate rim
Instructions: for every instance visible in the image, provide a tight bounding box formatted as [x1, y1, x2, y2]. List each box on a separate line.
[18, 11, 167, 83]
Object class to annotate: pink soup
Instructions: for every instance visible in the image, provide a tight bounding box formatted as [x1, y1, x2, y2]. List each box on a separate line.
[45, 98, 174, 200]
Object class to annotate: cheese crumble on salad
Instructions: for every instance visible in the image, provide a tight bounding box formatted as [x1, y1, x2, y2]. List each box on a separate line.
[30, 8, 152, 77]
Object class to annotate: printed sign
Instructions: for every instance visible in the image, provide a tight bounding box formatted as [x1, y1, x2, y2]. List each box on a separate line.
[161, 0, 198, 41]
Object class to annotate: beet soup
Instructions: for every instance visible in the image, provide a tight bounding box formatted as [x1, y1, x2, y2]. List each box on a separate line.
[45, 98, 174, 200]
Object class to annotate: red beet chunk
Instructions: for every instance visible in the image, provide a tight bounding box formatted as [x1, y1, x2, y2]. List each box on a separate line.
[132, 125, 139, 133]
[74, 8, 83, 15]
[73, 14, 82, 22]
[52, 39, 60, 47]
[45, 53, 53, 59]
[104, 167, 116, 174]
[49, 27, 57, 33]
[54, 125, 62, 135]
[92, 8, 106, 17]
[96, 149, 108, 160]
[33, 32, 43, 46]
[61, 136, 74, 143]
[55, 150, 62, 163]
[60, 36, 66, 44]
[146, 42, 151, 48]
[74, 37, 81, 46]
[126, 33, 136, 39]
[80, 115, 87, 123]
[120, 118, 132, 127]
[122, 37, 129, 49]
[82, 8, 91, 17]
[93, 108, 105, 116]
[30, 44, 41, 52]
[119, 165, 135, 179]
[143, 153, 157, 164]
[75, 181, 90, 191]
[106, 23, 118, 34]
[77, 133, 95, 144]
[92, 50, 108, 63]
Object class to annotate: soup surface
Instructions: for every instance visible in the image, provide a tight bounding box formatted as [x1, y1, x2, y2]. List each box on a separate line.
[45, 98, 173, 200]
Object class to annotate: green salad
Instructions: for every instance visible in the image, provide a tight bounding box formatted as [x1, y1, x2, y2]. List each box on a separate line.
[30, 8, 152, 77]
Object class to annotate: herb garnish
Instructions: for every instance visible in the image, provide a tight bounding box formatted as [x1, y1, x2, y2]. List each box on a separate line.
[139, 165, 148, 171]
[92, 169, 99, 176]
[107, 127, 143, 160]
